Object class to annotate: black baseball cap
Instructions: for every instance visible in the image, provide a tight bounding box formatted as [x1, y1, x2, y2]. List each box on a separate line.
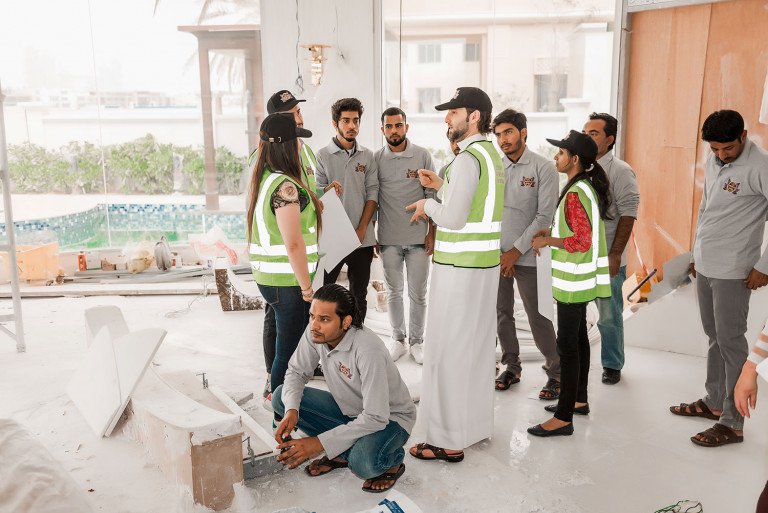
[260, 113, 312, 143]
[435, 87, 492, 112]
[546, 130, 598, 162]
[266, 90, 306, 114]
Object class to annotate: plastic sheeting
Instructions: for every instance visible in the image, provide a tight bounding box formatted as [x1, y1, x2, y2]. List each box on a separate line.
[0, 419, 93, 513]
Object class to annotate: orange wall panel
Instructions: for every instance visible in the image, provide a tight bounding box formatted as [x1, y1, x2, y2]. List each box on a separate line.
[624, 4, 711, 276]
[693, 0, 768, 240]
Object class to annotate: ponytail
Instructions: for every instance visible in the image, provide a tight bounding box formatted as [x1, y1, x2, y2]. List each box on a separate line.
[584, 161, 613, 221]
[557, 155, 613, 221]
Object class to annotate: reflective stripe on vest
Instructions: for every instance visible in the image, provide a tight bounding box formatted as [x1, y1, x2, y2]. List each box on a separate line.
[250, 260, 317, 274]
[550, 180, 610, 303]
[249, 243, 319, 256]
[249, 171, 318, 287]
[433, 140, 503, 268]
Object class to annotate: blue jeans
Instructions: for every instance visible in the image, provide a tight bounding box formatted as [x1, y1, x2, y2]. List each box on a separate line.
[379, 244, 429, 345]
[272, 385, 410, 479]
[257, 284, 310, 392]
[263, 304, 276, 374]
[596, 265, 626, 370]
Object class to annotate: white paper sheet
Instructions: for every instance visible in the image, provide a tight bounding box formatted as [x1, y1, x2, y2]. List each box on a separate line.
[536, 247, 554, 321]
[67, 326, 166, 437]
[311, 255, 326, 291]
[317, 191, 361, 274]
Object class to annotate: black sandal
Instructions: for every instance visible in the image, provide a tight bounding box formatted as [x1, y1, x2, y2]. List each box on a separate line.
[691, 423, 743, 447]
[669, 399, 720, 420]
[304, 456, 348, 477]
[409, 443, 464, 463]
[539, 378, 561, 400]
[495, 370, 520, 391]
[361, 463, 406, 493]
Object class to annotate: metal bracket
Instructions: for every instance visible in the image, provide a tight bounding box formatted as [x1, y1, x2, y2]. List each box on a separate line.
[243, 436, 255, 467]
[196, 372, 208, 389]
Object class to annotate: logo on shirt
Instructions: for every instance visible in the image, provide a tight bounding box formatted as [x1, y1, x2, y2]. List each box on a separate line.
[338, 362, 352, 379]
[722, 178, 740, 195]
[406, 169, 418, 178]
[520, 176, 536, 188]
[355, 163, 367, 173]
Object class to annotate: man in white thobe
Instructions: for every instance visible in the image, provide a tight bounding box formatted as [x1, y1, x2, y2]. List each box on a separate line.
[405, 87, 502, 462]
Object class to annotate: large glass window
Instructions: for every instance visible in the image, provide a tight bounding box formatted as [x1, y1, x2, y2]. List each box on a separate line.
[382, 0, 615, 168]
[417, 43, 442, 63]
[417, 88, 442, 113]
[535, 74, 568, 112]
[0, 0, 258, 252]
[464, 42, 480, 62]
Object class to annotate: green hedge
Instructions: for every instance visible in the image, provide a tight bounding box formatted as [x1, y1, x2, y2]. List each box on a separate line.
[7, 134, 246, 195]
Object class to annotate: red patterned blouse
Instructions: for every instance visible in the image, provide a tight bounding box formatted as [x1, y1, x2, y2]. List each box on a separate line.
[562, 192, 593, 253]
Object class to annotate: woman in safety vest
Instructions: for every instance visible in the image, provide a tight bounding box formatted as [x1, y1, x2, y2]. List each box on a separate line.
[527, 130, 612, 437]
[246, 113, 322, 395]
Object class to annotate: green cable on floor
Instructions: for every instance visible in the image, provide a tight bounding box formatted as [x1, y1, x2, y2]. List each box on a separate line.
[654, 500, 703, 513]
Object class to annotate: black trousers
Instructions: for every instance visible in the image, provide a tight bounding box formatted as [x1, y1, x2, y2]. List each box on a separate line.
[553, 301, 590, 423]
[325, 246, 374, 320]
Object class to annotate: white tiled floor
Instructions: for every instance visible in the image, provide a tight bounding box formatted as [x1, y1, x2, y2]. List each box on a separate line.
[1, 293, 766, 513]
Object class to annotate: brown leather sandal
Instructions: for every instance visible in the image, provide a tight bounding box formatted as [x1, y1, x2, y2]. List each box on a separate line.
[361, 463, 406, 493]
[304, 456, 348, 477]
[539, 378, 561, 400]
[669, 399, 721, 420]
[690, 423, 743, 447]
[410, 443, 464, 463]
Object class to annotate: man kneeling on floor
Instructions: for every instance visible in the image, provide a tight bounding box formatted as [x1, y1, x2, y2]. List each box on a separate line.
[273, 283, 417, 492]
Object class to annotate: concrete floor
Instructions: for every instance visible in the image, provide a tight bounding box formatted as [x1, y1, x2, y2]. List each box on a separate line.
[1, 291, 766, 513]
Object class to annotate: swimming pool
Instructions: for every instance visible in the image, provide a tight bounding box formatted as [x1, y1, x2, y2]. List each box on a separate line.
[0, 203, 246, 250]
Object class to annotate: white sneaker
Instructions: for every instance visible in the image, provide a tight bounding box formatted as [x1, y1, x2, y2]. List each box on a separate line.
[410, 343, 424, 365]
[387, 339, 408, 361]
[262, 392, 273, 413]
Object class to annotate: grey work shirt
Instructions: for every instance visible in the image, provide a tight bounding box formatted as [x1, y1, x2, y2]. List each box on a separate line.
[424, 133, 486, 231]
[316, 140, 379, 247]
[500, 147, 559, 267]
[693, 139, 768, 279]
[281, 326, 417, 459]
[374, 140, 435, 246]
[598, 153, 641, 266]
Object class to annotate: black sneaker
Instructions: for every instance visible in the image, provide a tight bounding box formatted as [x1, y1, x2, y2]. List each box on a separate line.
[602, 368, 621, 385]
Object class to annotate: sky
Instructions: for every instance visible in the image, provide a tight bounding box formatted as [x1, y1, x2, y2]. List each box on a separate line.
[0, 0, 259, 94]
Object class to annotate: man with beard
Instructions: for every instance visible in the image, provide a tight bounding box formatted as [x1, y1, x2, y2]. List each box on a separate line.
[492, 109, 561, 399]
[273, 284, 416, 493]
[374, 107, 435, 363]
[670, 110, 768, 448]
[405, 87, 504, 463]
[316, 98, 379, 320]
[583, 112, 640, 385]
